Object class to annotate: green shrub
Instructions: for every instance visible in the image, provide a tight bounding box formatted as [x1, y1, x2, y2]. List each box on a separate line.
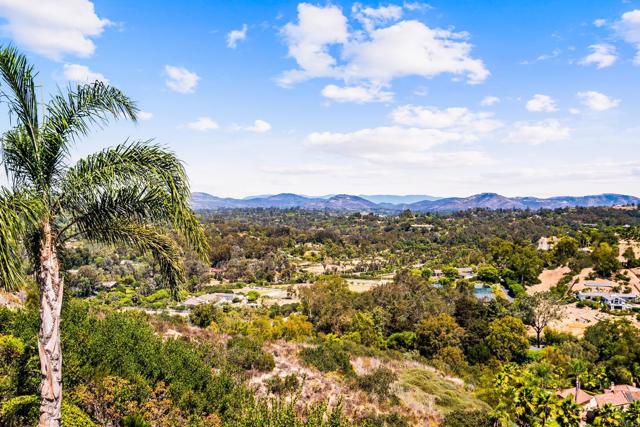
[247, 290, 260, 303]
[443, 409, 493, 427]
[386, 332, 416, 351]
[226, 336, 275, 372]
[0, 395, 96, 427]
[265, 374, 299, 395]
[355, 368, 397, 402]
[359, 412, 408, 427]
[189, 303, 221, 328]
[123, 413, 150, 427]
[299, 343, 353, 375]
[230, 398, 348, 426]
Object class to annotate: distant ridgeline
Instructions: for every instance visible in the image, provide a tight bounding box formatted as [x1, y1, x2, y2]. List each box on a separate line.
[190, 192, 640, 213]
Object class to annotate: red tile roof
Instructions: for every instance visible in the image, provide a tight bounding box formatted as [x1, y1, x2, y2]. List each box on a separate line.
[556, 388, 593, 405]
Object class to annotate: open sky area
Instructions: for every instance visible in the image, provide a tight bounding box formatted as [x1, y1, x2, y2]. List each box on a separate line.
[0, 0, 639, 197]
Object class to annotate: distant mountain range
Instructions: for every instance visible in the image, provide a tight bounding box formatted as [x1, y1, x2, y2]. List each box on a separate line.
[190, 192, 640, 212]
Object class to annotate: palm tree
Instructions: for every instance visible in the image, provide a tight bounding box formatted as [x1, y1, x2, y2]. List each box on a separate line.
[0, 46, 208, 426]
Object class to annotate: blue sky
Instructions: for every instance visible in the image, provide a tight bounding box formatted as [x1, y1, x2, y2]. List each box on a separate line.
[0, 0, 640, 197]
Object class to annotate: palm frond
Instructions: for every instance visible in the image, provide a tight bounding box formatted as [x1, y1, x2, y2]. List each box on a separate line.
[0, 188, 42, 290]
[41, 82, 138, 186]
[59, 141, 209, 259]
[0, 46, 39, 143]
[59, 185, 170, 240]
[82, 220, 185, 295]
[44, 81, 137, 142]
[1, 126, 42, 188]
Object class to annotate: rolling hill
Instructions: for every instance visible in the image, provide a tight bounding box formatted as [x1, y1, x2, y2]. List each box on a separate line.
[190, 192, 640, 212]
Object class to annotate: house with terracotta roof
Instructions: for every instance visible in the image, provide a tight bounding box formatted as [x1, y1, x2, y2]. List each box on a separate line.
[556, 387, 593, 407]
[587, 384, 640, 414]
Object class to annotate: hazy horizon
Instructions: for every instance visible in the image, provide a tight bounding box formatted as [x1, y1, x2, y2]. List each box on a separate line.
[192, 190, 640, 199]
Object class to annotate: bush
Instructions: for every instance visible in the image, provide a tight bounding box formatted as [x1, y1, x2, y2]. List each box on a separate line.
[443, 409, 493, 427]
[416, 314, 464, 358]
[189, 303, 221, 328]
[247, 290, 260, 303]
[476, 265, 500, 283]
[266, 374, 299, 395]
[0, 395, 96, 427]
[386, 332, 416, 351]
[299, 343, 353, 375]
[543, 328, 576, 346]
[359, 412, 408, 427]
[226, 336, 275, 372]
[355, 368, 397, 402]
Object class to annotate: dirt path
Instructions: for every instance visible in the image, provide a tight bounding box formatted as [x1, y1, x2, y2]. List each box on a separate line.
[528, 267, 571, 295]
[550, 303, 640, 336]
[619, 240, 640, 262]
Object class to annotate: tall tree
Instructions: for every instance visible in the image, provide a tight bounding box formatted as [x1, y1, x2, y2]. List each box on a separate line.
[517, 292, 564, 347]
[0, 46, 208, 426]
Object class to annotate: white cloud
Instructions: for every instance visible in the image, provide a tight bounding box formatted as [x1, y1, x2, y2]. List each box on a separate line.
[569, 108, 581, 115]
[504, 119, 571, 145]
[226, 24, 248, 48]
[321, 84, 393, 103]
[184, 117, 219, 131]
[525, 94, 557, 112]
[279, 3, 489, 101]
[403, 2, 432, 12]
[247, 119, 272, 133]
[164, 65, 200, 93]
[352, 3, 403, 32]
[480, 96, 500, 106]
[305, 103, 500, 167]
[615, 9, 640, 63]
[138, 111, 153, 121]
[0, 0, 110, 59]
[579, 44, 617, 69]
[343, 21, 489, 84]
[232, 119, 272, 133]
[279, 3, 349, 86]
[577, 91, 620, 111]
[306, 126, 492, 166]
[62, 63, 108, 83]
[593, 18, 607, 28]
[390, 105, 502, 140]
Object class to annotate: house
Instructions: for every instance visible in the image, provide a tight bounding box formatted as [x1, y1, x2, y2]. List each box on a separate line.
[556, 387, 593, 406]
[410, 224, 434, 230]
[577, 291, 637, 310]
[99, 281, 117, 289]
[432, 267, 474, 279]
[457, 267, 475, 279]
[588, 384, 640, 411]
[537, 236, 558, 251]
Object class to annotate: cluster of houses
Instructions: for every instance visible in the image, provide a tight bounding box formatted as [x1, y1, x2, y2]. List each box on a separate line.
[557, 384, 640, 419]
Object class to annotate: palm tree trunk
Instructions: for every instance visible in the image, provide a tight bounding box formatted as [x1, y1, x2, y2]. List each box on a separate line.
[37, 220, 63, 427]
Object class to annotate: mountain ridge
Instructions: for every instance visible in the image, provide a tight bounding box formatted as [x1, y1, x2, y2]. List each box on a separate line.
[190, 192, 640, 212]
